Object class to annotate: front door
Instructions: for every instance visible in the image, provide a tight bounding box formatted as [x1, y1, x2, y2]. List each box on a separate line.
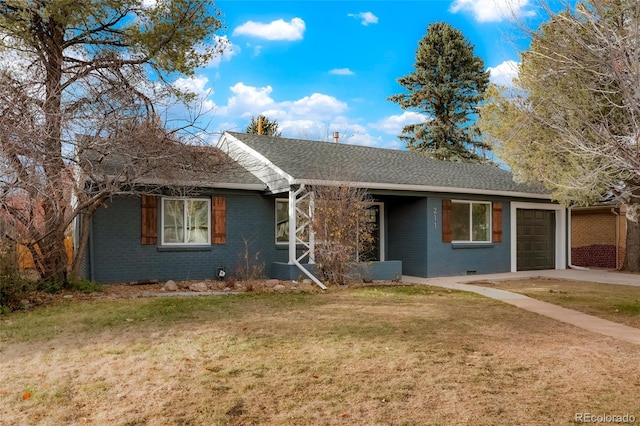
[361, 204, 382, 261]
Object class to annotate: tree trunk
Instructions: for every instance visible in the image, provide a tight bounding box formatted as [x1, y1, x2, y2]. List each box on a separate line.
[39, 16, 68, 284]
[71, 213, 91, 278]
[39, 228, 68, 283]
[624, 203, 640, 272]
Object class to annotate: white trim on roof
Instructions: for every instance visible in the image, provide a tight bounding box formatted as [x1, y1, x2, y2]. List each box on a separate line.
[200, 182, 267, 190]
[138, 179, 266, 191]
[219, 132, 294, 190]
[296, 179, 551, 200]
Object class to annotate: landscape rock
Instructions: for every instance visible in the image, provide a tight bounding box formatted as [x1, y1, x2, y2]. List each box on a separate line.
[189, 282, 208, 292]
[164, 280, 178, 292]
[273, 284, 286, 292]
[264, 279, 280, 288]
[302, 279, 312, 285]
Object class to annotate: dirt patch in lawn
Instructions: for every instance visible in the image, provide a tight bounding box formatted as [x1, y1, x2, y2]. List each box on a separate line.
[1, 286, 640, 425]
[471, 277, 640, 329]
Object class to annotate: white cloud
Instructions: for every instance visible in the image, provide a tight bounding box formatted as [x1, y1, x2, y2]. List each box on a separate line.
[215, 83, 368, 141]
[247, 43, 262, 57]
[218, 82, 277, 118]
[371, 111, 428, 135]
[285, 93, 348, 121]
[449, 0, 535, 23]
[217, 83, 349, 122]
[488, 60, 520, 87]
[232, 18, 305, 41]
[348, 12, 379, 26]
[329, 68, 355, 76]
[277, 118, 383, 147]
[173, 75, 216, 111]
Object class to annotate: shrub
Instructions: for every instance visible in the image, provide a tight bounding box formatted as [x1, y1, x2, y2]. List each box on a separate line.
[65, 276, 103, 293]
[37, 275, 103, 294]
[312, 185, 375, 286]
[235, 237, 265, 281]
[0, 246, 35, 313]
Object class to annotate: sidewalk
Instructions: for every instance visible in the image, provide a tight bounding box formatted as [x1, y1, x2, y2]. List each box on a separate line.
[403, 269, 640, 346]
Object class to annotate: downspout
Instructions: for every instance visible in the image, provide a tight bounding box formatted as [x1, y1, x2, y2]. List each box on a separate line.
[567, 206, 590, 271]
[288, 185, 327, 290]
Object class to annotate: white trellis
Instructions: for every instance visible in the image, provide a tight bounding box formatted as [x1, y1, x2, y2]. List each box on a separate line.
[288, 184, 325, 289]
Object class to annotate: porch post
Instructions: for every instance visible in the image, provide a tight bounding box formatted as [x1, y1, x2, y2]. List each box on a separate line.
[288, 186, 296, 264]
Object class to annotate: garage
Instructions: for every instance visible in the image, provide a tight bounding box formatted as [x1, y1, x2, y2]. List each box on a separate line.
[516, 209, 556, 270]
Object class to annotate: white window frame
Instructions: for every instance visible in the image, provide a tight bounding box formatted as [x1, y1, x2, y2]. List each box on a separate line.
[452, 200, 492, 243]
[161, 197, 211, 245]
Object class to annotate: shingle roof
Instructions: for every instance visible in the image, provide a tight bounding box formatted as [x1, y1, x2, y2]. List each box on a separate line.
[225, 132, 548, 196]
[80, 143, 264, 189]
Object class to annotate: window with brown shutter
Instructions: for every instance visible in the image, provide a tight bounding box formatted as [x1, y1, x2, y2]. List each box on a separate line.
[442, 199, 452, 243]
[492, 202, 502, 243]
[211, 196, 226, 244]
[141, 195, 158, 245]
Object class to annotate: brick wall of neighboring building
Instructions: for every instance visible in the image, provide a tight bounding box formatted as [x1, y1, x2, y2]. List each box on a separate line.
[571, 211, 616, 247]
[571, 208, 625, 269]
[571, 245, 616, 268]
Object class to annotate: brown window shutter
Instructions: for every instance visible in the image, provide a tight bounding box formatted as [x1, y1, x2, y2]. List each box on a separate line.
[492, 202, 502, 243]
[212, 196, 226, 244]
[141, 195, 158, 245]
[442, 199, 452, 243]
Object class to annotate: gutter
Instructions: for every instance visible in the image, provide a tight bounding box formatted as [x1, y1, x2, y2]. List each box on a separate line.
[296, 179, 551, 200]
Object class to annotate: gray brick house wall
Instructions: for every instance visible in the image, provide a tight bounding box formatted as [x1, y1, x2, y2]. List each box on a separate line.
[88, 191, 286, 283]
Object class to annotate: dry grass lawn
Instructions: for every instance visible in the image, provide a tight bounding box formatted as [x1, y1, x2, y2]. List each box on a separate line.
[472, 277, 640, 329]
[1, 285, 639, 425]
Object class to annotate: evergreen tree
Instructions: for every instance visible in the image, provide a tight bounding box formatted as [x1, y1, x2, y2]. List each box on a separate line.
[389, 22, 490, 162]
[246, 115, 281, 137]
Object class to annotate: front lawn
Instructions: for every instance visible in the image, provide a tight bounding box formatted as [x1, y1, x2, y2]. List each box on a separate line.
[1, 286, 639, 425]
[472, 278, 640, 329]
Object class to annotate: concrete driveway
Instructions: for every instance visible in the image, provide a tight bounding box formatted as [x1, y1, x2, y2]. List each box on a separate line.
[403, 268, 640, 345]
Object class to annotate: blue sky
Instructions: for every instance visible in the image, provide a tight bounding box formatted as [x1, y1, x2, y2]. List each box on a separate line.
[176, 0, 541, 149]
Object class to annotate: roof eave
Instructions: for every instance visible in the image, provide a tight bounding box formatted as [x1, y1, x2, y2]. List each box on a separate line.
[295, 179, 551, 200]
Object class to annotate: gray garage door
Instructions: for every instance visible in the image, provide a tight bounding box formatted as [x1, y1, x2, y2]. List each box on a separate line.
[516, 209, 556, 270]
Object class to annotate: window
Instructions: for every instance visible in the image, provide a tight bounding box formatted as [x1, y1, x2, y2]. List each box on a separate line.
[275, 199, 309, 244]
[452, 201, 491, 242]
[162, 198, 210, 245]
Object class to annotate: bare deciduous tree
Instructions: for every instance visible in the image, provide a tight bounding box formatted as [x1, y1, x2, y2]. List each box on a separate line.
[479, 0, 640, 270]
[311, 185, 375, 286]
[0, 0, 227, 283]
